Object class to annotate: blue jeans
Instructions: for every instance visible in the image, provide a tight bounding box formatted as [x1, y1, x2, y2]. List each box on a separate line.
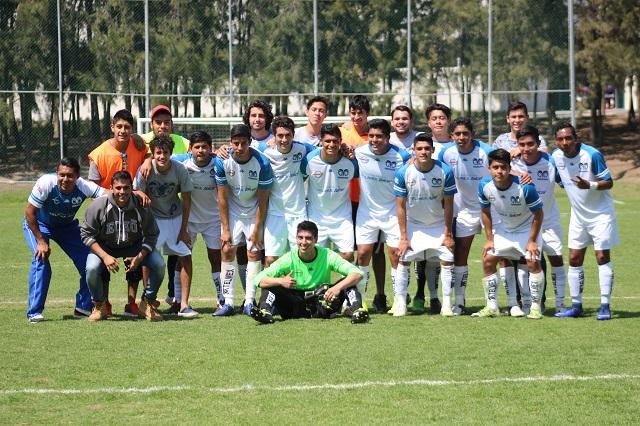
[23, 219, 92, 318]
[86, 249, 165, 302]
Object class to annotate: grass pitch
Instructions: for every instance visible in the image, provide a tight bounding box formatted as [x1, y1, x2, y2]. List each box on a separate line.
[0, 183, 639, 424]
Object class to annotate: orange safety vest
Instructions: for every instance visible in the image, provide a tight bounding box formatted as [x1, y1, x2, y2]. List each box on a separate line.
[87, 138, 147, 189]
[340, 125, 368, 203]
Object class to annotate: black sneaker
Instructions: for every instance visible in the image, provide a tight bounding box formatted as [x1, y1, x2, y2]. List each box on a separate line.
[351, 308, 370, 324]
[250, 306, 274, 324]
[372, 294, 389, 314]
[429, 298, 442, 314]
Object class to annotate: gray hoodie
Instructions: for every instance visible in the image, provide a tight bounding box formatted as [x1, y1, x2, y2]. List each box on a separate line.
[81, 193, 159, 258]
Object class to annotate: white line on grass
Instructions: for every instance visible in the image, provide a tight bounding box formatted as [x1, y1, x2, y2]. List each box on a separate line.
[614, 199, 626, 205]
[1, 373, 639, 396]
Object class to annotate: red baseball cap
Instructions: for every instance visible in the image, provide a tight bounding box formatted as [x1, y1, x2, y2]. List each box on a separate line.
[150, 104, 171, 118]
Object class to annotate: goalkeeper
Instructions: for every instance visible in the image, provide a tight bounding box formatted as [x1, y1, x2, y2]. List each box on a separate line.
[250, 220, 368, 324]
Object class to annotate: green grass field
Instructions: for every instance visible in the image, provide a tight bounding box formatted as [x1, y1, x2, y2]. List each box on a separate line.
[0, 182, 639, 424]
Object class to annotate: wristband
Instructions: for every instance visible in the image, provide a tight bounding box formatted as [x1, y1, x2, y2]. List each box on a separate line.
[589, 181, 598, 190]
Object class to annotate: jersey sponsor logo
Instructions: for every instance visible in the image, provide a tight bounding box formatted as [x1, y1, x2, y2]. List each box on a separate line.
[472, 158, 484, 168]
[510, 195, 521, 205]
[578, 162, 589, 172]
[228, 169, 236, 176]
[448, 159, 458, 166]
[292, 152, 303, 162]
[311, 170, 323, 178]
[53, 198, 61, 205]
[357, 155, 369, 164]
[248, 170, 258, 180]
[407, 178, 416, 187]
[488, 195, 496, 202]
[210, 169, 216, 177]
[431, 177, 443, 187]
[384, 160, 397, 170]
[337, 168, 350, 178]
[556, 161, 565, 170]
[537, 170, 549, 179]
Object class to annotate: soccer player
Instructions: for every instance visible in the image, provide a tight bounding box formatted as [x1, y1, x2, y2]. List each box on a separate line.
[257, 116, 314, 266]
[426, 103, 453, 158]
[394, 134, 457, 316]
[476, 149, 545, 319]
[438, 117, 494, 315]
[493, 101, 548, 156]
[172, 131, 224, 310]
[81, 171, 165, 321]
[389, 105, 422, 151]
[133, 136, 197, 318]
[250, 221, 368, 324]
[302, 124, 358, 261]
[551, 122, 618, 320]
[87, 109, 148, 317]
[355, 118, 411, 311]
[511, 125, 566, 315]
[295, 96, 329, 146]
[243, 100, 274, 147]
[215, 124, 273, 316]
[23, 157, 105, 322]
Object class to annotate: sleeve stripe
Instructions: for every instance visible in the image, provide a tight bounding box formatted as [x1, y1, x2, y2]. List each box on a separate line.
[392, 185, 407, 194]
[259, 178, 273, 185]
[29, 194, 44, 205]
[142, 243, 153, 252]
[444, 184, 456, 192]
[596, 169, 610, 178]
[527, 198, 542, 209]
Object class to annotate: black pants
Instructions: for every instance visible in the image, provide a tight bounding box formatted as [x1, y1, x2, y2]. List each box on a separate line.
[258, 286, 363, 320]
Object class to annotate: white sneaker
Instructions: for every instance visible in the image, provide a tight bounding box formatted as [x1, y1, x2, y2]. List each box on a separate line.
[393, 296, 407, 317]
[178, 306, 199, 318]
[510, 305, 525, 317]
[440, 304, 454, 317]
[28, 313, 44, 323]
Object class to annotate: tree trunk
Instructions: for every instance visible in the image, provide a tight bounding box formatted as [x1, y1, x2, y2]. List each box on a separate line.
[18, 91, 35, 167]
[102, 97, 111, 138]
[90, 94, 100, 141]
[533, 83, 538, 119]
[628, 75, 636, 130]
[194, 95, 201, 118]
[590, 83, 603, 146]
[125, 94, 132, 113]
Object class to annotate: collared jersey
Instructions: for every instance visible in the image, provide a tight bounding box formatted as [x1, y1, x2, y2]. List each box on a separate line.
[257, 141, 314, 217]
[550, 143, 615, 222]
[214, 148, 273, 218]
[172, 154, 219, 224]
[511, 152, 560, 227]
[302, 150, 359, 224]
[28, 174, 104, 227]
[253, 245, 363, 291]
[478, 176, 543, 233]
[493, 132, 548, 151]
[134, 159, 193, 219]
[438, 140, 494, 215]
[355, 144, 412, 217]
[393, 160, 457, 227]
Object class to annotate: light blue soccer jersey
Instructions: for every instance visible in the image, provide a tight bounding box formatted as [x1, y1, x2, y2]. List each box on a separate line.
[257, 141, 314, 217]
[250, 132, 273, 149]
[438, 140, 494, 215]
[356, 144, 412, 216]
[511, 152, 560, 227]
[214, 148, 273, 218]
[493, 132, 548, 151]
[173, 153, 219, 224]
[28, 174, 104, 227]
[302, 149, 359, 224]
[550, 143, 615, 222]
[478, 176, 543, 233]
[393, 160, 457, 227]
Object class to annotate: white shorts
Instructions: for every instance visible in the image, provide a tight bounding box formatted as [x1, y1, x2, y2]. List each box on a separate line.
[189, 221, 221, 250]
[315, 218, 355, 253]
[230, 214, 261, 252]
[568, 214, 619, 251]
[355, 211, 400, 247]
[156, 215, 192, 256]
[401, 222, 454, 263]
[490, 228, 543, 261]
[541, 224, 563, 257]
[264, 214, 305, 257]
[454, 209, 482, 238]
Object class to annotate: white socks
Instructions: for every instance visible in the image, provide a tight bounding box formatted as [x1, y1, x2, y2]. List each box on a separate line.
[453, 265, 468, 306]
[395, 264, 410, 313]
[482, 274, 499, 311]
[598, 262, 614, 305]
[440, 265, 453, 309]
[551, 266, 566, 307]
[517, 264, 531, 310]
[173, 270, 182, 303]
[357, 266, 369, 297]
[529, 271, 545, 309]
[500, 266, 517, 307]
[221, 261, 235, 306]
[426, 260, 440, 299]
[245, 260, 261, 302]
[568, 266, 584, 305]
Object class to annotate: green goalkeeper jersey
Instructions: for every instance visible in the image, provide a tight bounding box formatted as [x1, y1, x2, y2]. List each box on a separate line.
[254, 246, 362, 291]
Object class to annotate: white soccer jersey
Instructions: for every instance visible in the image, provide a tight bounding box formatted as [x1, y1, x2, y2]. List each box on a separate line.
[493, 132, 548, 151]
[511, 152, 560, 228]
[389, 130, 422, 151]
[294, 127, 320, 146]
[257, 141, 314, 217]
[356, 144, 412, 217]
[438, 140, 494, 215]
[393, 160, 457, 227]
[478, 176, 543, 233]
[214, 148, 273, 219]
[550, 143, 616, 222]
[173, 154, 219, 224]
[250, 132, 273, 149]
[302, 150, 358, 224]
[431, 139, 451, 160]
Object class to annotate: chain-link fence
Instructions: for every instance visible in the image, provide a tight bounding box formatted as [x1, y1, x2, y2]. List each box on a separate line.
[0, 0, 573, 179]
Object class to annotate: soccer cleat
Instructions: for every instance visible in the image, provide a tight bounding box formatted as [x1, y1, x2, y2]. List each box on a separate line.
[351, 308, 370, 324]
[393, 296, 407, 317]
[555, 304, 583, 318]
[471, 306, 500, 318]
[213, 303, 234, 317]
[250, 306, 274, 324]
[527, 306, 543, 320]
[429, 298, 442, 314]
[372, 294, 389, 314]
[555, 304, 567, 315]
[440, 304, 454, 317]
[178, 306, 199, 318]
[104, 301, 113, 318]
[88, 301, 107, 321]
[509, 305, 525, 317]
[452, 305, 467, 316]
[28, 313, 44, 323]
[410, 296, 426, 314]
[596, 304, 611, 321]
[242, 301, 256, 316]
[123, 302, 139, 317]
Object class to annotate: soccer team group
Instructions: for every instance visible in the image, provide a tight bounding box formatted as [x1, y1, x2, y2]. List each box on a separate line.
[23, 95, 618, 324]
